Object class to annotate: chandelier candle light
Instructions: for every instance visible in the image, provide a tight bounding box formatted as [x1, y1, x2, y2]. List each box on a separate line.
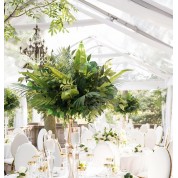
[20, 25, 49, 64]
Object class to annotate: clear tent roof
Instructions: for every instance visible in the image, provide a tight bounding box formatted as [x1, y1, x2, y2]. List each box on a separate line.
[5, 0, 173, 90]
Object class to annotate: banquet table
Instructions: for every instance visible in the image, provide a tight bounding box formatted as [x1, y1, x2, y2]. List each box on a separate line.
[120, 149, 152, 175]
[4, 171, 138, 178]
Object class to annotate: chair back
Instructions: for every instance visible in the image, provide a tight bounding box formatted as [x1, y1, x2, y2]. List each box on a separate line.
[128, 130, 144, 147]
[14, 143, 38, 171]
[37, 128, 47, 151]
[167, 141, 173, 178]
[11, 134, 29, 158]
[93, 141, 114, 167]
[140, 124, 148, 133]
[145, 129, 157, 149]
[13, 128, 25, 136]
[148, 147, 171, 178]
[81, 129, 93, 146]
[155, 126, 163, 145]
[88, 123, 96, 134]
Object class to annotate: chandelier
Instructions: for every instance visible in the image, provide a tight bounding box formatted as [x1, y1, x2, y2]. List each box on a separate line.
[20, 25, 49, 64]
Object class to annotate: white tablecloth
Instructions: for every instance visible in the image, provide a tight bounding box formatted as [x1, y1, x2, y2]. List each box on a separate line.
[4, 172, 137, 178]
[120, 150, 152, 175]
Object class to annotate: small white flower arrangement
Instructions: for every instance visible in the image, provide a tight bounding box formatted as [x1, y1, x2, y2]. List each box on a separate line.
[17, 166, 27, 178]
[94, 127, 120, 144]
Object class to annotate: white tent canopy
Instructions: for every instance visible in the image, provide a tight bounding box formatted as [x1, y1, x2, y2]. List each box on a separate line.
[5, 0, 172, 89]
[4, 0, 173, 132]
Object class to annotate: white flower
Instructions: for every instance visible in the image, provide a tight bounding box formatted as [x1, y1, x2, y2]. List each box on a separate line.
[108, 135, 112, 140]
[18, 166, 27, 174]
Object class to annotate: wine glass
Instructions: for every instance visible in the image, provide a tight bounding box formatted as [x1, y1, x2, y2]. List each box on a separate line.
[27, 160, 36, 177]
[104, 157, 114, 178]
[71, 127, 80, 148]
[38, 161, 48, 178]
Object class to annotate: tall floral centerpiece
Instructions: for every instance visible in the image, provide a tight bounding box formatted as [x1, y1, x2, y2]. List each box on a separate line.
[113, 91, 139, 127]
[14, 42, 130, 177]
[14, 42, 130, 136]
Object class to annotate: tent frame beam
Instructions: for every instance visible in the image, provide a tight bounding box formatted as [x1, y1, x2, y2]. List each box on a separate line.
[130, 0, 172, 17]
[73, 0, 172, 54]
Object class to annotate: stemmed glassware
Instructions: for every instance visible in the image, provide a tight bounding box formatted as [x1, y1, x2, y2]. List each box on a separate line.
[38, 161, 48, 178]
[104, 157, 114, 178]
[45, 130, 55, 178]
[27, 160, 37, 177]
[71, 127, 80, 148]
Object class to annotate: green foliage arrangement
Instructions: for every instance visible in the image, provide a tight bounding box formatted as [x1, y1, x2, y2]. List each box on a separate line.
[113, 91, 139, 116]
[14, 42, 131, 123]
[4, 88, 20, 112]
[4, 0, 77, 41]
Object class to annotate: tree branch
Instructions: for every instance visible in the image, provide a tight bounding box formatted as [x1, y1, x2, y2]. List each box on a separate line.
[4, 4, 19, 23]
[17, 0, 33, 11]
[10, 0, 57, 19]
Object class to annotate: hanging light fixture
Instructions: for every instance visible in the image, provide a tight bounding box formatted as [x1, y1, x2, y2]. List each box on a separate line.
[20, 25, 49, 65]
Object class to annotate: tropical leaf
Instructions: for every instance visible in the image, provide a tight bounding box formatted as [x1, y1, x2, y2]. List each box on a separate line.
[61, 88, 79, 100]
[73, 42, 87, 74]
[97, 82, 111, 91]
[29, 94, 55, 107]
[73, 95, 86, 107]
[85, 92, 100, 98]
[46, 65, 69, 80]
[109, 69, 132, 83]
[87, 54, 91, 61]
[20, 72, 46, 87]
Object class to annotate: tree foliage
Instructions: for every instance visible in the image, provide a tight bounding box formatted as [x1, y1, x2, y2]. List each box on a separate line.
[4, 0, 77, 41]
[130, 90, 166, 125]
[13, 42, 131, 123]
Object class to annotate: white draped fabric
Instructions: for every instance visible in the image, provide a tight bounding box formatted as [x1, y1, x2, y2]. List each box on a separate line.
[32, 109, 42, 123]
[13, 96, 28, 128]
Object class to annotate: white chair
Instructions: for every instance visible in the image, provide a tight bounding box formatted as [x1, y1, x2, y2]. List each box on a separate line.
[140, 124, 148, 133]
[167, 141, 173, 178]
[80, 129, 93, 146]
[167, 141, 173, 161]
[145, 129, 157, 150]
[93, 141, 114, 167]
[129, 130, 145, 147]
[154, 124, 157, 130]
[81, 126, 88, 138]
[145, 123, 150, 129]
[88, 123, 96, 134]
[37, 128, 47, 151]
[12, 128, 25, 136]
[14, 143, 38, 171]
[11, 134, 29, 158]
[155, 126, 163, 145]
[147, 147, 171, 178]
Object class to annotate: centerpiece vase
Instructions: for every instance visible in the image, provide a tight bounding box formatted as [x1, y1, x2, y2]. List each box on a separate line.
[66, 119, 75, 178]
